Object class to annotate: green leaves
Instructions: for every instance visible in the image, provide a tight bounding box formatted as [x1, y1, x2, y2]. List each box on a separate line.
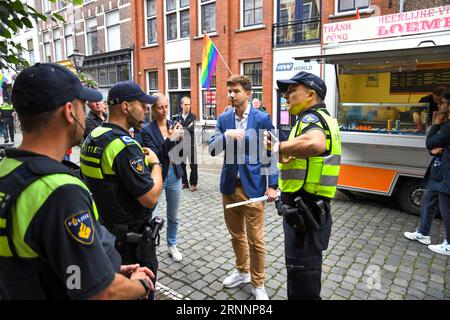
[76, 72, 98, 89]
[0, 0, 80, 70]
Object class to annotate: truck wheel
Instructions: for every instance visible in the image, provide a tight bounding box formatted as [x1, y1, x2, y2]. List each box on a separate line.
[396, 179, 425, 216]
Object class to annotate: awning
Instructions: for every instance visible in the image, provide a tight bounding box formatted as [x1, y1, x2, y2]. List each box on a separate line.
[294, 44, 450, 73]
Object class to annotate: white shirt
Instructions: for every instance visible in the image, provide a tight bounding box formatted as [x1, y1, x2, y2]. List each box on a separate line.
[234, 104, 251, 130]
[233, 104, 250, 180]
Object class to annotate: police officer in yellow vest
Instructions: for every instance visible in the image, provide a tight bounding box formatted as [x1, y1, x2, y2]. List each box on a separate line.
[270, 72, 341, 300]
[0, 63, 156, 299]
[0, 102, 15, 143]
[80, 81, 163, 300]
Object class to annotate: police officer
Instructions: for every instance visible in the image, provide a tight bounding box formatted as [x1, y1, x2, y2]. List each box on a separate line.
[0, 101, 15, 143]
[268, 72, 341, 299]
[80, 81, 163, 300]
[0, 63, 155, 300]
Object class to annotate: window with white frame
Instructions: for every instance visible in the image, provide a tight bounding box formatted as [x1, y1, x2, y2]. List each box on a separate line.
[243, 61, 262, 102]
[27, 39, 35, 65]
[43, 31, 52, 62]
[243, 0, 263, 27]
[145, 0, 157, 44]
[166, 0, 190, 40]
[86, 17, 98, 55]
[53, 28, 62, 61]
[42, 0, 51, 13]
[181, 68, 190, 89]
[168, 69, 178, 89]
[200, 0, 216, 33]
[147, 70, 158, 94]
[338, 0, 370, 12]
[106, 10, 121, 51]
[64, 24, 73, 57]
[200, 67, 216, 120]
[167, 68, 191, 116]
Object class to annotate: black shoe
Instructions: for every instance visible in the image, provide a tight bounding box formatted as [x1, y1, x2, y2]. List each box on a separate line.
[4, 140, 8, 143]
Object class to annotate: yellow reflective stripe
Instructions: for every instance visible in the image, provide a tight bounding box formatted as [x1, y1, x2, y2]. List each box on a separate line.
[13, 173, 95, 258]
[0, 218, 5, 228]
[81, 165, 103, 179]
[0, 236, 12, 257]
[80, 154, 100, 164]
[0, 158, 22, 178]
[101, 138, 127, 175]
[91, 127, 112, 138]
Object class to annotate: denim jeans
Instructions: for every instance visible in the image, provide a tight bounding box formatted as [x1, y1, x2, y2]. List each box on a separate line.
[437, 192, 450, 243]
[418, 188, 440, 236]
[152, 165, 181, 247]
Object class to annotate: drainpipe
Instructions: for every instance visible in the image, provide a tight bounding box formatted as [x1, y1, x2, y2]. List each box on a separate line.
[399, 0, 406, 13]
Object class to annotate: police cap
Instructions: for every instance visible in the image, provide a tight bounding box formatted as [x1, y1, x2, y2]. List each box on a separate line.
[12, 63, 102, 115]
[277, 71, 327, 100]
[107, 81, 157, 106]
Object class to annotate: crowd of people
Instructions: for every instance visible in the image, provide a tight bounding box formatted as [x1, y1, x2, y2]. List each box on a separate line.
[0, 62, 448, 301]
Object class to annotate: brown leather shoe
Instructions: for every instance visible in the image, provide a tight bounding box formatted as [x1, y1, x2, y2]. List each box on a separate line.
[182, 183, 189, 189]
[190, 185, 198, 192]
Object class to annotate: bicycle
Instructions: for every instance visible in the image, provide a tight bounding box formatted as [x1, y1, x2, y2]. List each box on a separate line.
[196, 116, 214, 146]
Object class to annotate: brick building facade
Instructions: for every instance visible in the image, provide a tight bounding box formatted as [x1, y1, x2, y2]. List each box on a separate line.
[36, 0, 134, 96]
[132, 0, 273, 120]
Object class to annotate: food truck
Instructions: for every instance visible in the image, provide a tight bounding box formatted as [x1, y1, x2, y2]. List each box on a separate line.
[292, 6, 450, 215]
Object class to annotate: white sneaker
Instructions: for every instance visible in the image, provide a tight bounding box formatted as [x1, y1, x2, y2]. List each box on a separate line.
[252, 286, 269, 300]
[222, 270, 251, 288]
[403, 230, 431, 245]
[428, 240, 450, 256]
[168, 245, 183, 262]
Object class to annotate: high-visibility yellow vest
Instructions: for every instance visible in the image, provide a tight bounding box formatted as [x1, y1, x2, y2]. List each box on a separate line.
[278, 108, 341, 199]
[80, 125, 150, 227]
[0, 157, 98, 258]
[0, 103, 13, 111]
[80, 126, 148, 180]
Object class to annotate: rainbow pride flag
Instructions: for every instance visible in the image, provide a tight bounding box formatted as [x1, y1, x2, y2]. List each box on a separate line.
[201, 34, 218, 90]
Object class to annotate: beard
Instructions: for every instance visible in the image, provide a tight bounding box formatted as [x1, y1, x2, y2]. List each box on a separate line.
[127, 111, 143, 130]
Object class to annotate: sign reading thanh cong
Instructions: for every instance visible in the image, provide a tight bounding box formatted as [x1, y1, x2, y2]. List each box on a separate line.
[323, 5, 450, 44]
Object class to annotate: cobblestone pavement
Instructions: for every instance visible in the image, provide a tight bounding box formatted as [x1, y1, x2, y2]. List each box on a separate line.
[153, 145, 450, 301]
[10, 135, 450, 300]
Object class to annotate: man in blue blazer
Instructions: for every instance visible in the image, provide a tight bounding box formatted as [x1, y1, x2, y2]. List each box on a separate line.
[209, 75, 278, 300]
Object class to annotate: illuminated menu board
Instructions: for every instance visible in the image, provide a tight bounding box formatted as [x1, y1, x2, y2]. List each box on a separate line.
[390, 69, 450, 93]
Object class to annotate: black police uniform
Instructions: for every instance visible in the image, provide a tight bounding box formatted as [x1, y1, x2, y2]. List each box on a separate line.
[0, 149, 121, 299]
[81, 123, 159, 299]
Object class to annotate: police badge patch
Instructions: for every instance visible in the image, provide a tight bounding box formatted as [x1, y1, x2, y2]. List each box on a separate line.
[64, 211, 95, 245]
[302, 114, 319, 123]
[130, 157, 145, 174]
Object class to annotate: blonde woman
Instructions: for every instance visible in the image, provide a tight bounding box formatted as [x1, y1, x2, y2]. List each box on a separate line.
[141, 93, 185, 262]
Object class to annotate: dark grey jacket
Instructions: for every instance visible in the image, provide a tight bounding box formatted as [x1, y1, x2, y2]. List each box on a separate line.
[426, 122, 450, 194]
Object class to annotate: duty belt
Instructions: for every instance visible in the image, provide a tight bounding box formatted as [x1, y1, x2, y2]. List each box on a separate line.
[275, 196, 330, 232]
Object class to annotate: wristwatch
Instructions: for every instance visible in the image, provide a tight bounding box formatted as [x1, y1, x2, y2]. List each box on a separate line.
[149, 162, 162, 168]
[138, 278, 151, 296]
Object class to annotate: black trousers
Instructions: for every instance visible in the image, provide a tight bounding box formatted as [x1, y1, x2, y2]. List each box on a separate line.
[181, 142, 198, 185]
[117, 241, 158, 300]
[2, 117, 14, 142]
[281, 193, 332, 300]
